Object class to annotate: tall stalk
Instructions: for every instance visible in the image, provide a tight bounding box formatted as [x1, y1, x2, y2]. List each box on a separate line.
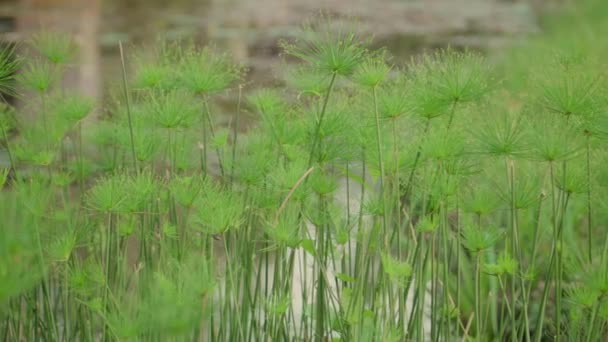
[390, 117, 401, 248]
[307, 72, 337, 168]
[33, 219, 58, 341]
[371, 85, 385, 197]
[39, 93, 49, 151]
[402, 118, 431, 201]
[202, 95, 225, 178]
[506, 159, 530, 341]
[475, 251, 482, 342]
[534, 161, 568, 342]
[119, 41, 138, 171]
[370, 85, 389, 248]
[555, 162, 568, 342]
[446, 101, 458, 131]
[230, 85, 243, 186]
[315, 197, 328, 340]
[585, 134, 592, 263]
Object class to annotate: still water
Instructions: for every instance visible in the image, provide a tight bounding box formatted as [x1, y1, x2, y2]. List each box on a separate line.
[2, 0, 538, 98]
[0, 0, 538, 167]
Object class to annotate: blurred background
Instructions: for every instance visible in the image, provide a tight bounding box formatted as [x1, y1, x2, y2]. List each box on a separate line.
[0, 0, 562, 103]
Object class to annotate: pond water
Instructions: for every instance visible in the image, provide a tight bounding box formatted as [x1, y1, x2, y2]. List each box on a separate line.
[99, 0, 539, 88]
[0, 0, 541, 167]
[0, 0, 540, 97]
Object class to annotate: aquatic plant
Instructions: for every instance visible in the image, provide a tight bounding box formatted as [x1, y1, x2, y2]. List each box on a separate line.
[1, 4, 608, 341]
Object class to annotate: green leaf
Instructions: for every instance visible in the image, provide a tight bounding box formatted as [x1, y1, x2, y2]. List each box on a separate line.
[300, 239, 316, 256]
[336, 272, 356, 283]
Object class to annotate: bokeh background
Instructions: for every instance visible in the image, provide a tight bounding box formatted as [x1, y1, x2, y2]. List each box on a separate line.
[0, 0, 560, 103]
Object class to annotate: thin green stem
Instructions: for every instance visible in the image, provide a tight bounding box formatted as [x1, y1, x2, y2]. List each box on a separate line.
[119, 41, 138, 171]
[202, 95, 225, 178]
[230, 85, 243, 187]
[585, 134, 592, 263]
[446, 101, 458, 131]
[307, 72, 337, 168]
[585, 298, 601, 342]
[371, 85, 389, 246]
[506, 159, 529, 341]
[402, 118, 431, 201]
[555, 162, 568, 342]
[40, 92, 49, 151]
[475, 251, 482, 342]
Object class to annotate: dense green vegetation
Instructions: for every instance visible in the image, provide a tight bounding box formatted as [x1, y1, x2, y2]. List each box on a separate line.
[1, 2, 608, 341]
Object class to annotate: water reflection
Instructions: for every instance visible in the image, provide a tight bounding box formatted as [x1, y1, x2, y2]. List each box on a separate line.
[5, 0, 539, 99]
